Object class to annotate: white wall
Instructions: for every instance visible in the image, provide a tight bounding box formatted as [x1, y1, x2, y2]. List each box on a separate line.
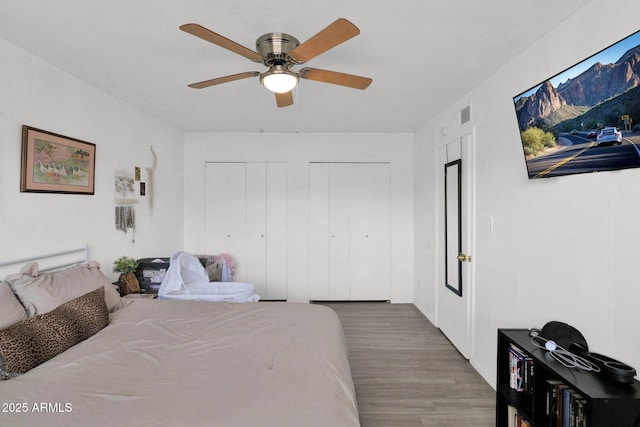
[183, 132, 414, 302]
[414, 0, 640, 387]
[0, 38, 185, 281]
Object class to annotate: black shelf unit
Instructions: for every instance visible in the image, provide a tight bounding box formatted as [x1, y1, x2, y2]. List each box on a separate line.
[496, 329, 640, 427]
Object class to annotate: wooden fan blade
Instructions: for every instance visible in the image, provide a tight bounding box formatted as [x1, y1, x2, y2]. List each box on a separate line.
[188, 72, 260, 89]
[290, 18, 360, 63]
[180, 23, 263, 62]
[300, 68, 372, 90]
[275, 91, 294, 108]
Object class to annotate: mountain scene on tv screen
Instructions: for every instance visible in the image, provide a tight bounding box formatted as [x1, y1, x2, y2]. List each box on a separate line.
[514, 38, 640, 178]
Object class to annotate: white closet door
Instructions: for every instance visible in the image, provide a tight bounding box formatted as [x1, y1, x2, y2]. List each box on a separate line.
[205, 162, 288, 300]
[265, 162, 288, 299]
[309, 163, 331, 300]
[349, 163, 390, 300]
[308, 162, 390, 301]
[205, 163, 246, 264]
[244, 162, 267, 293]
[329, 163, 351, 300]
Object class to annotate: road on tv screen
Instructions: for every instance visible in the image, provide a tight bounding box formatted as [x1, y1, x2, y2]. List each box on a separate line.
[526, 132, 640, 178]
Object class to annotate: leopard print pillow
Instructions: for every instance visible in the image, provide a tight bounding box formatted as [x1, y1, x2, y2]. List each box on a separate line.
[56, 286, 108, 340]
[0, 287, 108, 380]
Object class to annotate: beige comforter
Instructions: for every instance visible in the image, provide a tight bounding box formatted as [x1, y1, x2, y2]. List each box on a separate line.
[0, 300, 360, 426]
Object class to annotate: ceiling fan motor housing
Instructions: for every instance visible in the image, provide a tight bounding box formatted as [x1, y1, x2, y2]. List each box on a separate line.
[256, 33, 300, 66]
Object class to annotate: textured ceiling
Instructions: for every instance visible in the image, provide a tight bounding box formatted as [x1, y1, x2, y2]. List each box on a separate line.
[0, 0, 589, 133]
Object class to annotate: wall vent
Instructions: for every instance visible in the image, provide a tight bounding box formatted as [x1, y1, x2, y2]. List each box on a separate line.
[461, 105, 471, 125]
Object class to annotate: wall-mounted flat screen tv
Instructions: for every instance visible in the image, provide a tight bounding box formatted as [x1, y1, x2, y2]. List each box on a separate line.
[513, 29, 640, 179]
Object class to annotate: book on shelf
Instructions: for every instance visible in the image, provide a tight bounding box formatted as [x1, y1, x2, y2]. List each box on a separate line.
[567, 389, 586, 427]
[563, 388, 573, 427]
[507, 404, 517, 427]
[507, 404, 533, 427]
[573, 396, 587, 427]
[555, 384, 570, 427]
[543, 379, 587, 427]
[545, 379, 563, 426]
[508, 344, 533, 394]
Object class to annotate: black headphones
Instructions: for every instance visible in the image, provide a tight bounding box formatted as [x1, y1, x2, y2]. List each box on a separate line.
[530, 322, 637, 384]
[581, 352, 637, 385]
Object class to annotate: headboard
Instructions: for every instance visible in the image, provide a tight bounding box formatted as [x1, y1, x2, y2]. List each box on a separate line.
[0, 245, 89, 278]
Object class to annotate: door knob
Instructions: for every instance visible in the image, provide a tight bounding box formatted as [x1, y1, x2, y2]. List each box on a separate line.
[457, 253, 471, 262]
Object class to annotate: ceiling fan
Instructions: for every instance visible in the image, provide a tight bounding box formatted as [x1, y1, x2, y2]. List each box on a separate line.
[180, 18, 372, 108]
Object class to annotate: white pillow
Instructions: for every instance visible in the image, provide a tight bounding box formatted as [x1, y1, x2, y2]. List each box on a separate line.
[6, 261, 121, 316]
[0, 282, 27, 330]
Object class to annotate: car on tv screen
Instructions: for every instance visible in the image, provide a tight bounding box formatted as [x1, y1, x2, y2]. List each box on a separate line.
[596, 127, 623, 146]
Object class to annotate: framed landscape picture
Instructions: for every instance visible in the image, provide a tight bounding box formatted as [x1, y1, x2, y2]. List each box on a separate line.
[20, 125, 96, 194]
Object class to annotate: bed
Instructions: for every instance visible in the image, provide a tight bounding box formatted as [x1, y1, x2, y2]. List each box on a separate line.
[0, 248, 360, 427]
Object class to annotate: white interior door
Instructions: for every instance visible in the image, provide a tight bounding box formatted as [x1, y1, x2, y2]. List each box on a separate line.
[265, 162, 288, 299]
[309, 163, 331, 300]
[437, 133, 474, 359]
[205, 162, 246, 265]
[349, 163, 390, 300]
[245, 162, 267, 294]
[329, 163, 351, 300]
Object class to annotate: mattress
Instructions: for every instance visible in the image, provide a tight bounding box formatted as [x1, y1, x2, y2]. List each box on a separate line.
[0, 300, 360, 427]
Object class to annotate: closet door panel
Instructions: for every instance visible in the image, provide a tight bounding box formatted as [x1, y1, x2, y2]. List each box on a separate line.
[205, 163, 225, 252]
[309, 163, 330, 300]
[265, 162, 288, 300]
[244, 163, 267, 294]
[205, 163, 246, 265]
[349, 163, 390, 300]
[329, 163, 351, 300]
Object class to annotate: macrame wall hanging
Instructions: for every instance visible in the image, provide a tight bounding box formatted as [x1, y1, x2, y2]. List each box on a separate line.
[115, 205, 136, 242]
[114, 171, 137, 243]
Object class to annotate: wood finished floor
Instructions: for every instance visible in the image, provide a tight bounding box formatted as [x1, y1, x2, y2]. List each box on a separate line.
[318, 302, 496, 427]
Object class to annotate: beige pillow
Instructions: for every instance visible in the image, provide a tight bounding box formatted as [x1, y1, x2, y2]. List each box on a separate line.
[0, 287, 108, 380]
[6, 261, 121, 316]
[0, 282, 28, 330]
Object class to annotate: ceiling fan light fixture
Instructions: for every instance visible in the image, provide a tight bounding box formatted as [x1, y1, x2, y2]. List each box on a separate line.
[260, 65, 299, 93]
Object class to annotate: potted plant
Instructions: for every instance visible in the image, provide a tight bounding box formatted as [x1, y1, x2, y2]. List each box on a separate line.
[113, 256, 140, 295]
